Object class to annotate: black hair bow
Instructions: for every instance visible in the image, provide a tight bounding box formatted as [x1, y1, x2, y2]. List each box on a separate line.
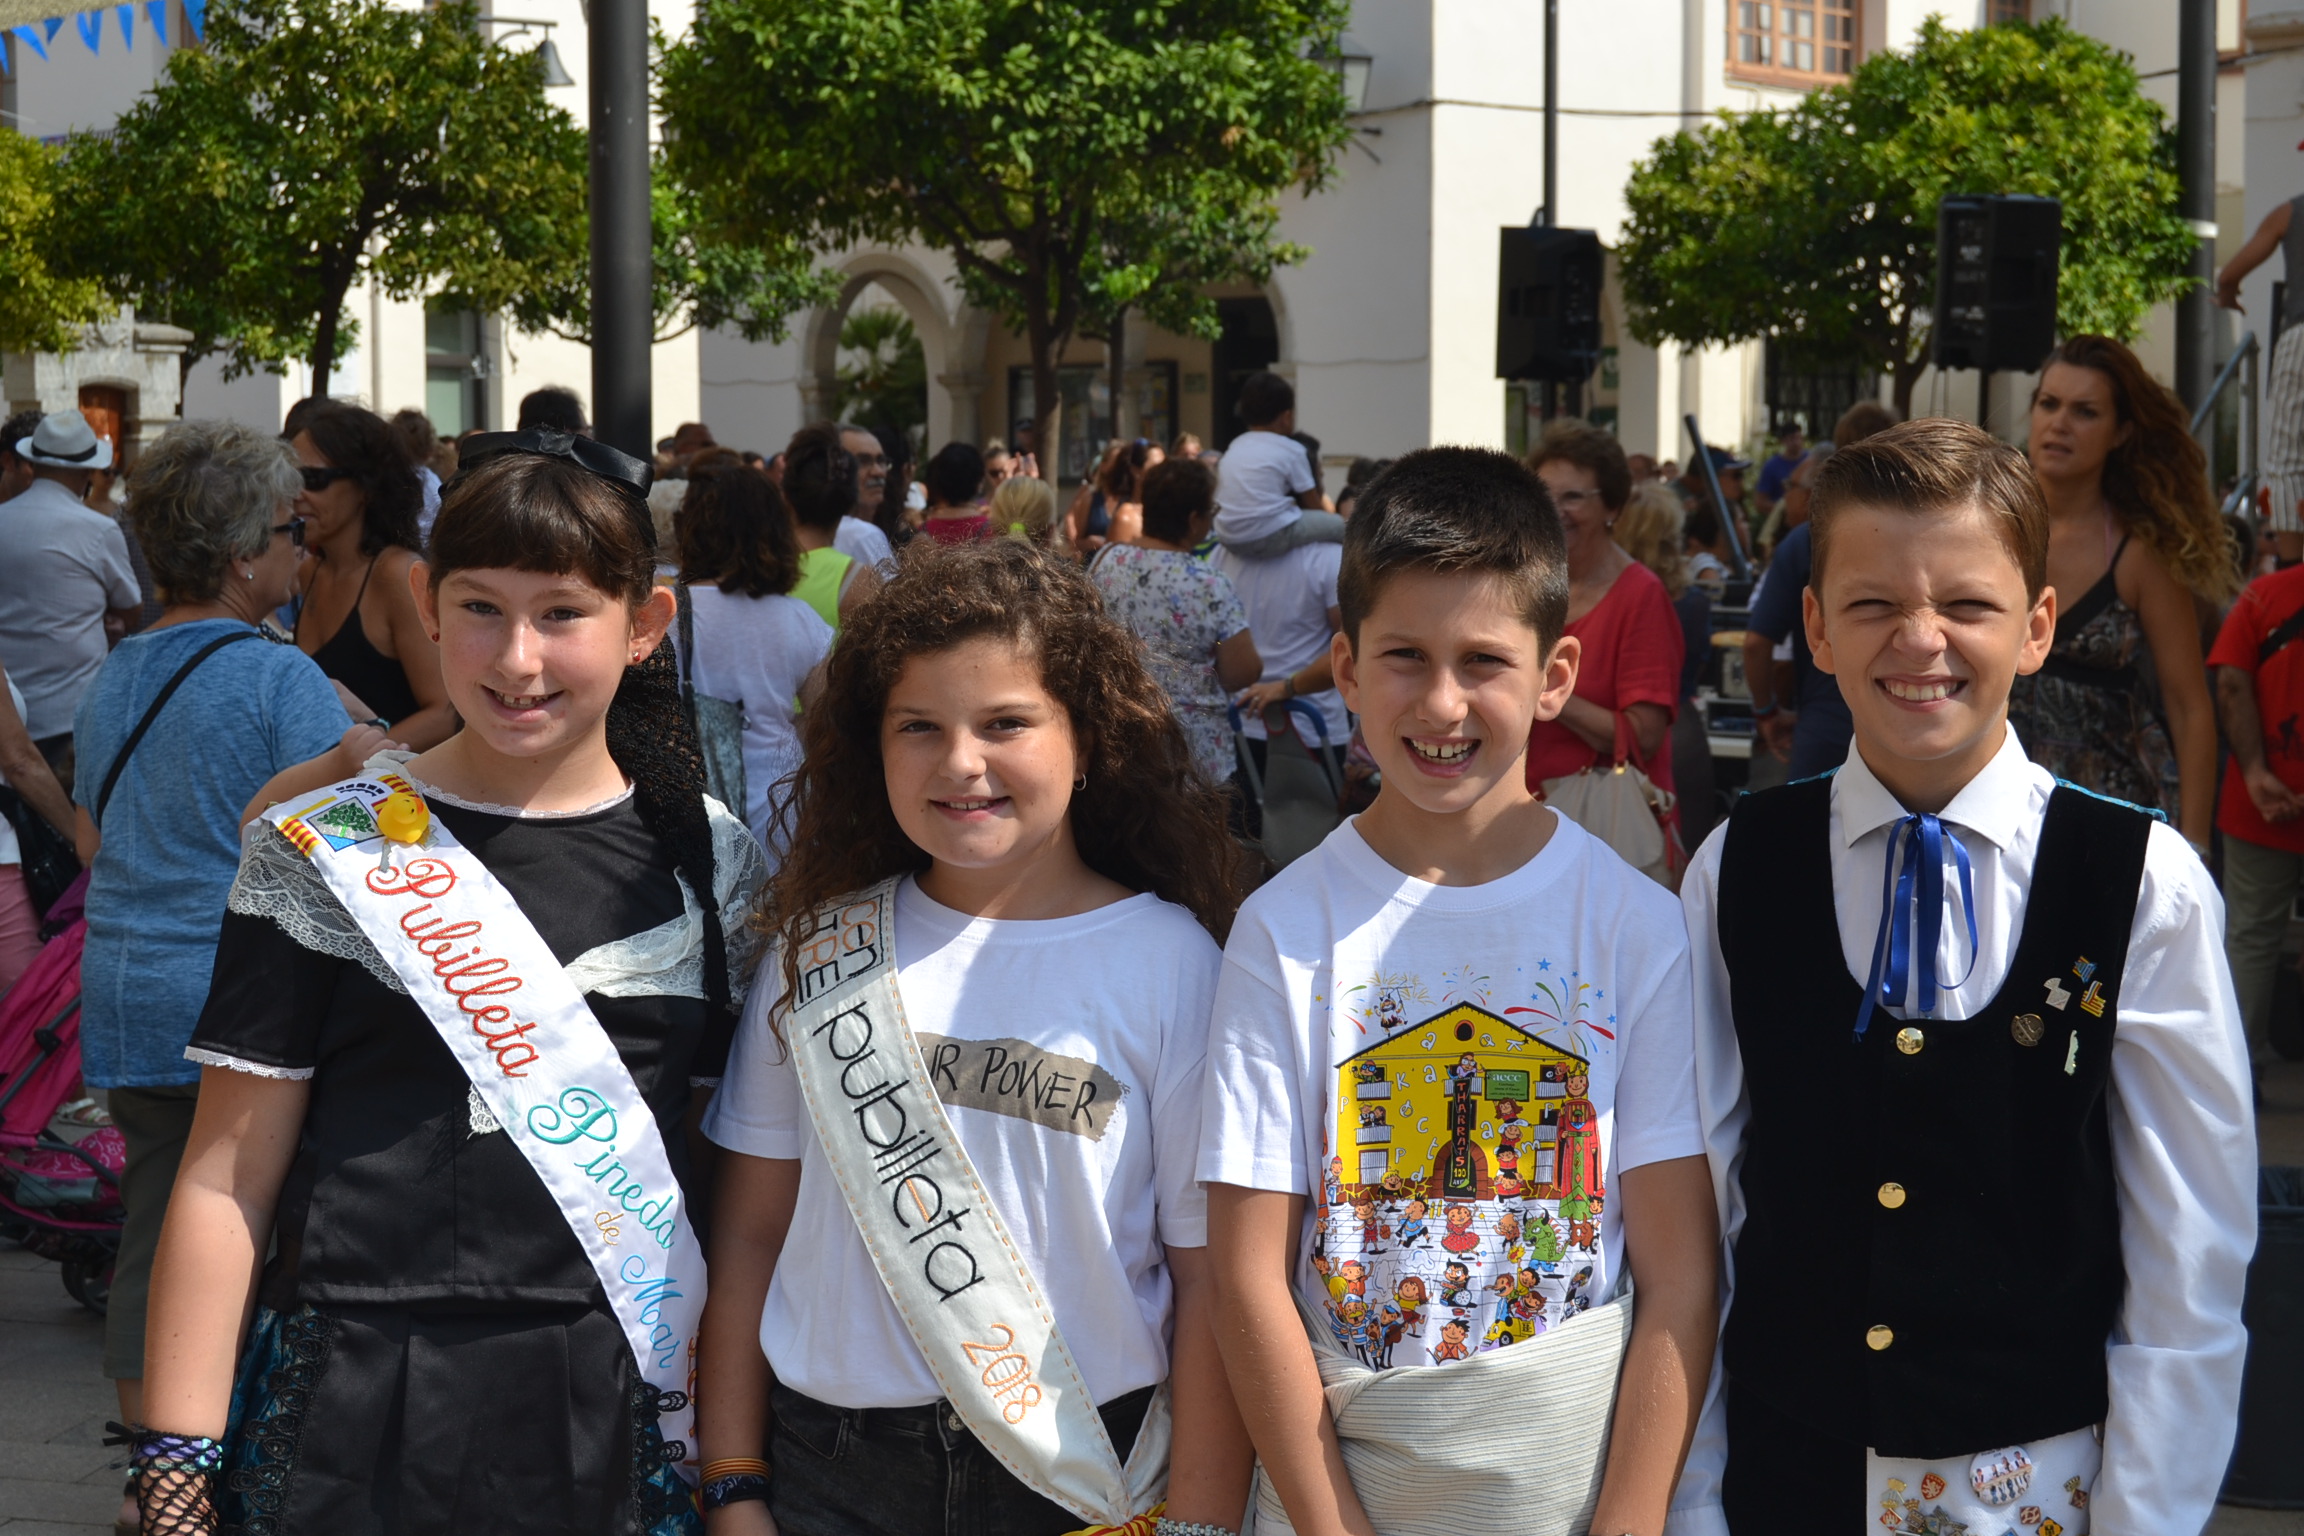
[453, 430, 654, 504]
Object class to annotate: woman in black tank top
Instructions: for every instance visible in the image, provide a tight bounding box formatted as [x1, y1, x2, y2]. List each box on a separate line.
[290, 403, 457, 746]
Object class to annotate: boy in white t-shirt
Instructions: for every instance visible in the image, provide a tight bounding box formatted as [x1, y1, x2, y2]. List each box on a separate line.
[1202, 446, 1721, 1536]
[1213, 370, 1343, 559]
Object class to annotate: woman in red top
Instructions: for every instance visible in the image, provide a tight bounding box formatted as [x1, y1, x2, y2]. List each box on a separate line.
[1522, 424, 1686, 831]
[918, 440, 992, 545]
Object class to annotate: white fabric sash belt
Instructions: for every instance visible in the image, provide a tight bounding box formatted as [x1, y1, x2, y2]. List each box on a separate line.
[1249, 1290, 1634, 1536]
[266, 774, 704, 1479]
[785, 880, 1168, 1531]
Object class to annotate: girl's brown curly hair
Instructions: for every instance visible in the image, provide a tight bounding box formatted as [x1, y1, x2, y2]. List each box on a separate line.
[2035, 335, 2239, 602]
[764, 538, 1240, 1015]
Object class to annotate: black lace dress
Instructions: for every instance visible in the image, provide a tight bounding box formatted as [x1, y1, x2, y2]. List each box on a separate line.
[2005, 535, 2180, 817]
[184, 784, 761, 1536]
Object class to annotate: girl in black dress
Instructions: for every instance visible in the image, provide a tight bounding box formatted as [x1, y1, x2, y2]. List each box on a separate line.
[124, 436, 765, 1536]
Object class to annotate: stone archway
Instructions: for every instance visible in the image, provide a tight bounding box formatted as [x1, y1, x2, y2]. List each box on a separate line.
[798, 252, 992, 450]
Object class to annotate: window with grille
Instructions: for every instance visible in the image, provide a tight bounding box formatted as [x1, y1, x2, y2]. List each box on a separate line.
[1989, 0, 2030, 22]
[1729, 0, 1858, 84]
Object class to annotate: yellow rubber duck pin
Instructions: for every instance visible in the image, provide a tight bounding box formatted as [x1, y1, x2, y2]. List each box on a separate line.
[374, 791, 429, 869]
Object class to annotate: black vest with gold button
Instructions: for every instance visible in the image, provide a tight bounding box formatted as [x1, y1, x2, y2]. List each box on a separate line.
[1716, 775, 2150, 1458]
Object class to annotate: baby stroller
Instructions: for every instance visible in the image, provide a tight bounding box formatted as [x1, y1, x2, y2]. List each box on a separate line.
[0, 914, 123, 1314]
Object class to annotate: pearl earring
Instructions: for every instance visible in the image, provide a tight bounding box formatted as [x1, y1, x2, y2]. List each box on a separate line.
[243, 569, 255, 580]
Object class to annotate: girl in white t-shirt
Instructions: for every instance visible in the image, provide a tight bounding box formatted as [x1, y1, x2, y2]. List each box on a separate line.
[696, 540, 1253, 1536]
[674, 465, 833, 853]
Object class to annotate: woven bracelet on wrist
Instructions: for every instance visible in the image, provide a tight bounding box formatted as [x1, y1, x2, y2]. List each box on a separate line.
[1154, 1521, 1238, 1536]
[699, 1471, 771, 1511]
[104, 1424, 226, 1475]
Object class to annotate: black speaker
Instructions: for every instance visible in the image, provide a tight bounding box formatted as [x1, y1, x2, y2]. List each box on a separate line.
[1497, 226, 1603, 382]
[1933, 195, 2061, 373]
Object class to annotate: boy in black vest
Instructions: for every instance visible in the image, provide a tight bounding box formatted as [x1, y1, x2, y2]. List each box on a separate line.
[1679, 419, 2255, 1534]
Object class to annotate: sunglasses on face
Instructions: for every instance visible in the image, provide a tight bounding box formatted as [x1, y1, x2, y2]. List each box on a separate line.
[270, 517, 307, 547]
[299, 465, 355, 492]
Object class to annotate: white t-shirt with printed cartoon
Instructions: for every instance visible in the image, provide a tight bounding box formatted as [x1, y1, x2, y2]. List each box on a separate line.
[1198, 812, 1702, 1370]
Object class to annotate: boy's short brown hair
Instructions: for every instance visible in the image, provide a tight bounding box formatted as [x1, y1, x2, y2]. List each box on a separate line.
[1339, 447, 1569, 652]
[1809, 418, 2048, 600]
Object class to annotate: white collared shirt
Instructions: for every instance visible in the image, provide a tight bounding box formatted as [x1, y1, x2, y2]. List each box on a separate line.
[1672, 730, 2257, 1536]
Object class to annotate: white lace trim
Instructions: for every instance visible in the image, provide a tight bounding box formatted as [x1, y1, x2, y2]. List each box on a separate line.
[184, 1046, 315, 1081]
[562, 798, 768, 1004]
[363, 748, 638, 820]
[228, 823, 407, 993]
[226, 794, 769, 1007]
[466, 1084, 502, 1136]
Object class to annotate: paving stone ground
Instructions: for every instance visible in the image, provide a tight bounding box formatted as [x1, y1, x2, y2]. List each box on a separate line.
[4, 1071, 2301, 1533]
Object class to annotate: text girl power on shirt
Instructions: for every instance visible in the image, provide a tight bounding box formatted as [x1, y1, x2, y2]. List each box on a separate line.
[796, 899, 988, 1306]
[366, 856, 546, 1077]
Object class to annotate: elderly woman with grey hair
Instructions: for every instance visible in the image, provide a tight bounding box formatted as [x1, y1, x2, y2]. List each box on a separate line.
[67, 420, 387, 1523]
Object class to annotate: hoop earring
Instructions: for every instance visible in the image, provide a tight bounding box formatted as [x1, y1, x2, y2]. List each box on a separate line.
[1073, 772, 1087, 791]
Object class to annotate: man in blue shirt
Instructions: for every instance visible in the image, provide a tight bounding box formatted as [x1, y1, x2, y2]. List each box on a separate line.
[1753, 423, 1806, 520]
[1741, 446, 1853, 778]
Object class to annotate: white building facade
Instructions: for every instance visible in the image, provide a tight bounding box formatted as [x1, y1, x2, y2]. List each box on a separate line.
[0, 0, 2255, 479]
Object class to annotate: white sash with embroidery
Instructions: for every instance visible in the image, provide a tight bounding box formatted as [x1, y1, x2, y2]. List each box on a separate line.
[264, 772, 704, 1477]
[785, 880, 1169, 1533]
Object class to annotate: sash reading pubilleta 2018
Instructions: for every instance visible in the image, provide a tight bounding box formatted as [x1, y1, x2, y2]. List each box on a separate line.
[785, 881, 1169, 1533]
[266, 775, 704, 1477]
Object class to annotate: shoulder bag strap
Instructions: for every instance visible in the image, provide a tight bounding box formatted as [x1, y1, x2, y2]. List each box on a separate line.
[96, 629, 261, 825]
[676, 583, 699, 702]
[2260, 603, 2304, 668]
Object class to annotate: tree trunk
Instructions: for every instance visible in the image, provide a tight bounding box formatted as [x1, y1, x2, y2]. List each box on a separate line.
[310, 302, 339, 401]
[1891, 354, 1920, 420]
[1029, 314, 1062, 492]
[1108, 308, 1129, 443]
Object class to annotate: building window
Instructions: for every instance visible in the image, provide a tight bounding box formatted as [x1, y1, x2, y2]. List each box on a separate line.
[425, 302, 484, 436]
[1729, 0, 1858, 83]
[1006, 361, 1177, 483]
[1990, 0, 2030, 22]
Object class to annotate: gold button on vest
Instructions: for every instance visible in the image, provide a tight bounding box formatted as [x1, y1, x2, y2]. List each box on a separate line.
[1895, 1026, 1925, 1055]
[1878, 1182, 1907, 1209]
[1866, 1324, 1895, 1351]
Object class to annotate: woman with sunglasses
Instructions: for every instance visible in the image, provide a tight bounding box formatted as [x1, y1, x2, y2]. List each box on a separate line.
[291, 401, 458, 746]
[64, 421, 388, 1536]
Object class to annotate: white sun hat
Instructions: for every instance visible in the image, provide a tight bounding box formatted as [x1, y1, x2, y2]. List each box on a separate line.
[18, 409, 114, 471]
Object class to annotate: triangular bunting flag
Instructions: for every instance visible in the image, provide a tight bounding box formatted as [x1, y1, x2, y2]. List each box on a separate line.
[145, 0, 164, 43]
[116, 4, 133, 48]
[13, 23, 48, 58]
[75, 9, 102, 52]
[182, 0, 202, 37]
[42, 16, 63, 39]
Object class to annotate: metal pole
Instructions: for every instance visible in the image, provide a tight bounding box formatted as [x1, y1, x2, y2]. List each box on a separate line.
[2175, 0, 2217, 418]
[589, 0, 652, 459]
[1541, 0, 1557, 227]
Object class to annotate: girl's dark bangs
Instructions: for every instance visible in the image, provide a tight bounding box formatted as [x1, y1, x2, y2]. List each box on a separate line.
[430, 458, 652, 598]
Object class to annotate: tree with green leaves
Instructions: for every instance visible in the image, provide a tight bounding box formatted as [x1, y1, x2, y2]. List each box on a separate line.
[0, 130, 108, 355]
[836, 307, 929, 446]
[504, 173, 837, 348]
[1620, 17, 2193, 417]
[660, 0, 1353, 476]
[53, 0, 590, 395]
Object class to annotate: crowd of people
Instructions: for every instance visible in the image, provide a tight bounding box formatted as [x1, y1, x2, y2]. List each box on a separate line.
[0, 335, 2275, 1536]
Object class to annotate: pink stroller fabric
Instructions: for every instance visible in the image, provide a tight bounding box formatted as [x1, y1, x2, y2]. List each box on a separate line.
[0, 918, 87, 1141]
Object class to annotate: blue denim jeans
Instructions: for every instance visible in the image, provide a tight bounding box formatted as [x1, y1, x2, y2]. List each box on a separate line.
[767, 1381, 1153, 1536]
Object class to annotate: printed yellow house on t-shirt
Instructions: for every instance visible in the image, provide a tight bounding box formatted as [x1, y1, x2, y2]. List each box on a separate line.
[1333, 1002, 1593, 1212]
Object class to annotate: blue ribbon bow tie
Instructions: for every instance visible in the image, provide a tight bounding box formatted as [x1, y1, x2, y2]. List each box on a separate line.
[1854, 812, 1980, 1042]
